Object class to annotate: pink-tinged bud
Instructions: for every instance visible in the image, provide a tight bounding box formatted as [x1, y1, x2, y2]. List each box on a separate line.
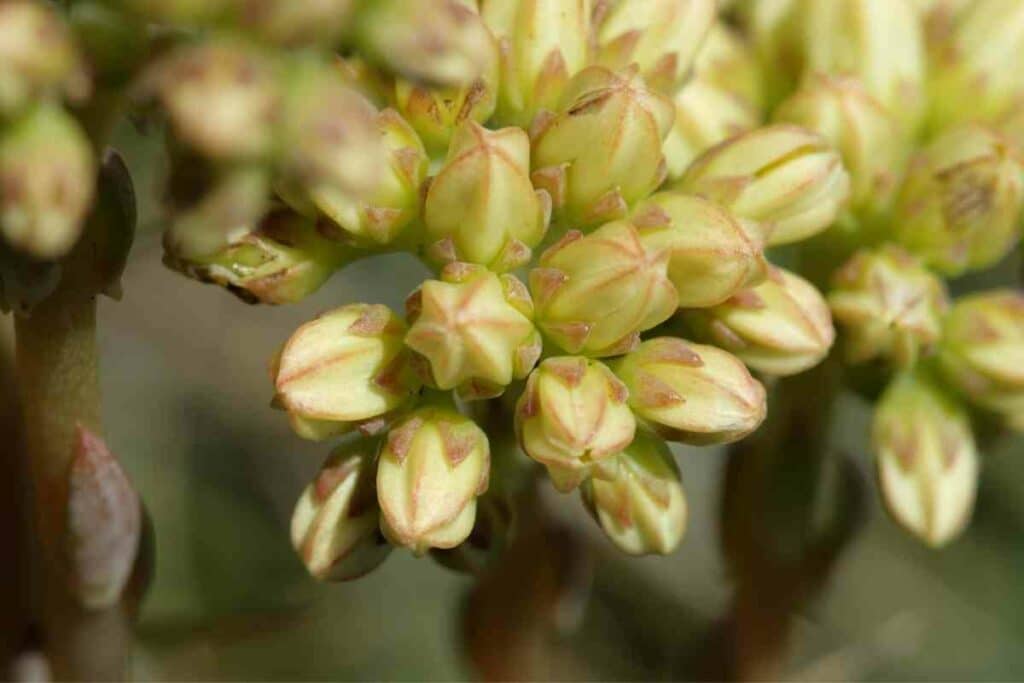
[612, 337, 766, 445]
[515, 356, 636, 492]
[405, 263, 541, 400]
[377, 406, 490, 555]
[530, 221, 678, 357]
[291, 440, 391, 581]
[581, 430, 686, 555]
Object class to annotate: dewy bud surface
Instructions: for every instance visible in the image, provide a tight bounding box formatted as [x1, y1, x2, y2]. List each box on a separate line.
[676, 124, 850, 246]
[632, 192, 767, 308]
[681, 266, 835, 377]
[891, 124, 1024, 276]
[937, 290, 1024, 430]
[593, 0, 716, 95]
[405, 263, 541, 400]
[530, 221, 678, 357]
[291, 440, 391, 581]
[423, 122, 549, 272]
[272, 303, 419, 440]
[530, 65, 674, 229]
[873, 371, 978, 547]
[828, 245, 949, 368]
[376, 406, 490, 555]
[581, 430, 686, 556]
[515, 356, 636, 492]
[612, 337, 766, 445]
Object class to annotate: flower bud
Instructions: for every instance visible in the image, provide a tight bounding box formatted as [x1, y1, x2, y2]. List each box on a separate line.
[694, 23, 764, 116]
[892, 124, 1024, 276]
[405, 263, 541, 400]
[774, 74, 906, 218]
[0, 0, 89, 115]
[423, 123, 549, 271]
[925, 0, 1024, 131]
[676, 124, 851, 246]
[681, 267, 835, 377]
[515, 356, 636, 491]
[0, 104, 94, 260]
[612, 337, 766, 445]
[291, 440, 391, 581]
[580, 430, 686, 555]
[531, 65, 674, 229]
[828, 245, 948, 368]
[149, 40, 279, 163]
[480, 0, 592, 128]
[530, 221, 678, 357]
[873, 371, 978, 547]
[937, 290, 1024, 430]
[272, 303, 420, 440]
[352, 0, 497, 88]
[592, 0, 716, 95]
[240, 0, 356, 46]
[377, 406, 490, 554]
[297, 108, 428, 248]
[164, 209, 351, 305]
[632, 192, 767, 308]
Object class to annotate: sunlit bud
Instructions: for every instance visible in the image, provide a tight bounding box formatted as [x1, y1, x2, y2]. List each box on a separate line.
[581, 430, 686, 555]
[531, 65, 674, 229]
[774, 74, 906, 218]
[405, 263, 541, 400]
[801, 0, 926, 132]
[682, 266, 835, 377]
[0, 104, 94, 260]
[272, 303, 420, 440]
[298, 108, 428, 248]
[612, 337, 766, 445]
[892, 124, 1024, 276]
[937, 290, 1024, 430]
[828, 246, 948, 368]
[592, 0, 716, 95]
[480, 0, 592, 128]
[424, 122, 549, 271]
[515, 356, 636, 492]
[873, 371, 978, 547]
[291, 440, 391, 581]
[377, 406, 490, 555]
[677, 125, 850, 245]
[0, 0, 89, 115]
[148, 40, 279, 163]
[164, 209, 351, 305]
[353, 0, 496, 88]
[530, 221, 678, 357]
[925, 0, 1024, 131]
[633, 192, 767, 308]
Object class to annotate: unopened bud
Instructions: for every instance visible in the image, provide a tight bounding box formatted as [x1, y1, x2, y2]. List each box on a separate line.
[612, 337, 766, 445]
[581, 430, 686, 555]
[405, 263, 541, 400]
[424, 122, 549, 271]
[873, 370, 978, 547]
[515, 356, 636, 492]
[681, 266, 835, 377]
[291, 439, 391, 581]
[530, 221, 678, 357]
[892, 124, 1024, 276]
[828, 245, 948, 368]
[0, 104, 94, 260]
[633, 192, 767, 308]
[937, 290, 1024, 430]
[272, 303, 420, 440]
[377, 406, 490, 554]
[241, 0, 356, 46]
[677, 124, 850, 246]
[531, 65, 674, 229]
[693, 22, 764, 116]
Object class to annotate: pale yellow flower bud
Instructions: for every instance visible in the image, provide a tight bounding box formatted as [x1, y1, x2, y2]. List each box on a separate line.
[612, 337, 766, 445]
[515, 356, 636, 491]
